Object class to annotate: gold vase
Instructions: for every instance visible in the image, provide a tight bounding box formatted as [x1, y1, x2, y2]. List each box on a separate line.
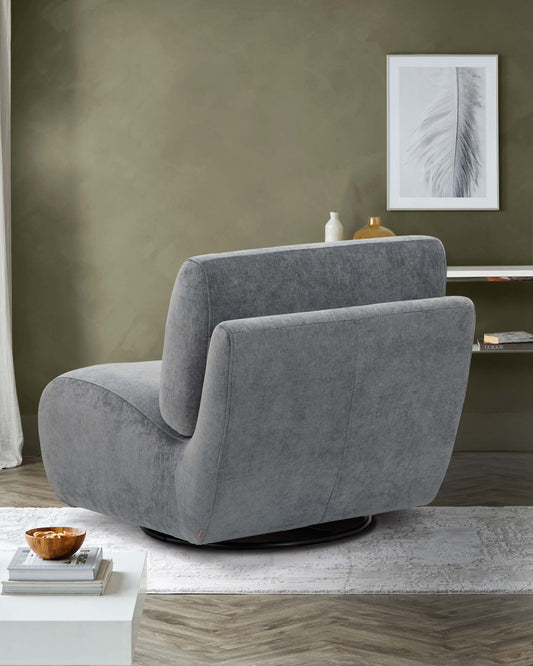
[353, 217, 395, 239]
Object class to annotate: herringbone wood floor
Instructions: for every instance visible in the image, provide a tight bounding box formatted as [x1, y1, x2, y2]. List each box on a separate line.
[1, 453, 533, 665]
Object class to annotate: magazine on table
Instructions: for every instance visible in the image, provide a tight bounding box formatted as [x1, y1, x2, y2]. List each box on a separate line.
[7, 547, 103, 581]
[2, 558, 113, 595]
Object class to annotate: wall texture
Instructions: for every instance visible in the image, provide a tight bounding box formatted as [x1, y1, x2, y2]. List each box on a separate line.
[12, 0, 533, 454]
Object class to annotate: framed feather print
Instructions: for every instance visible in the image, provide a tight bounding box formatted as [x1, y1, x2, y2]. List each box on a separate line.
[387, 55, 499, 210]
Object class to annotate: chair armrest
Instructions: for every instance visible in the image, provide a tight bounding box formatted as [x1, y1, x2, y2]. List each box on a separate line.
[180, 296, 474, 544]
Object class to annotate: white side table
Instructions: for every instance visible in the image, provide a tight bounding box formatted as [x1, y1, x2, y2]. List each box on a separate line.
[0, 551, 147, 666]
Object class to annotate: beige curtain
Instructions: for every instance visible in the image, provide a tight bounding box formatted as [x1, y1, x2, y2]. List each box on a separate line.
[0, 0, 23, 468]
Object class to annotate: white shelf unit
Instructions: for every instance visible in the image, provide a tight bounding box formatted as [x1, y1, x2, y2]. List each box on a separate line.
[447, 266, 533, 281]
[447, 265, 533, 353]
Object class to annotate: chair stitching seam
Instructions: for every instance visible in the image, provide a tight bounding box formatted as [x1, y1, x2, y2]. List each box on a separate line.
[218, 303, 472, 335]
[318, 325, 361, 522]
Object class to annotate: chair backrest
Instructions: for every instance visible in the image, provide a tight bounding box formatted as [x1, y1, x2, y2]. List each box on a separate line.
[160, 236, 447, 436]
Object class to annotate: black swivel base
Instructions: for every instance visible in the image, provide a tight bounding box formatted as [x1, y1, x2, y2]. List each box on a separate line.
[141, 515, 373, 550]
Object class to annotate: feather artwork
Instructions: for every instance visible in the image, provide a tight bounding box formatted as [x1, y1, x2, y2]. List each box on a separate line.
[409, 67, 484, 197]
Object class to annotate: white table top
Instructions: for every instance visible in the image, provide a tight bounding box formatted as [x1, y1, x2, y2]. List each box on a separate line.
[0, 550, 146, 622]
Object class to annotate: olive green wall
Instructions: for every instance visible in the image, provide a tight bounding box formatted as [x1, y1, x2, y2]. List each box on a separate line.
[12, 0, 533, 454]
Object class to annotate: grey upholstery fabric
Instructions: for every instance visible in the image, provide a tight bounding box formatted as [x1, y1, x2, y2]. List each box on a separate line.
[160, 236, 447, 436]
[40, 362, 187, 537]
[190, 297, 474, 542]
[39, 235, 474, 546]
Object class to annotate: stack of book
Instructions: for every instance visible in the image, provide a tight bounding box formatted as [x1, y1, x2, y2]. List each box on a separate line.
[479, 331, 533, 351]
[1, 547, 112, 595]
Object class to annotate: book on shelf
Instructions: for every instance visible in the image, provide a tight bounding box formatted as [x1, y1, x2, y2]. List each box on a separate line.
[7, 546, 103, 581]
[1, 558, 113, 596]
[478, 341, 533, 351]
[483, 331, 533, 345]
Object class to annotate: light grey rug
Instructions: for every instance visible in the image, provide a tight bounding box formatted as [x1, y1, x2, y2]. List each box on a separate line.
[0, 506, 531, 594]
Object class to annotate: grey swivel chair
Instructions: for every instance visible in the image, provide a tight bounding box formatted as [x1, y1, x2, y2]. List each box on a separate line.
[39, 236, 474, 548]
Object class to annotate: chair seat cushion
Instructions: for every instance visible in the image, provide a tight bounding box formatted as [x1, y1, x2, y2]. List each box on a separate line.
[57, 361, 182, 439]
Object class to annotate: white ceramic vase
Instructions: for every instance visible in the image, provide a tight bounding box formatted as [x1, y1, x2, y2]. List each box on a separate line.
[325, 212, 344, 242]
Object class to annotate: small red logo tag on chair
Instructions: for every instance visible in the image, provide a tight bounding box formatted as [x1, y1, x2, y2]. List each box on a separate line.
[197, 529, 204, 539]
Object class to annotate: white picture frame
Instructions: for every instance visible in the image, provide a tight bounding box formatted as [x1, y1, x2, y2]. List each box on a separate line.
[387, 55, 499, 210]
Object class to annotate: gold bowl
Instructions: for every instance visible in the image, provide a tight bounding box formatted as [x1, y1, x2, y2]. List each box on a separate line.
[25, 527, 86, 560]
